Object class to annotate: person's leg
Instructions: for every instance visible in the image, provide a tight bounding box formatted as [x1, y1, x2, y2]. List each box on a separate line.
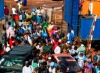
[5, 15, 8, 22]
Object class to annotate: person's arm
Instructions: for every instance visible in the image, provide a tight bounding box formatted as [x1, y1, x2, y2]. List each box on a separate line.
[49, 67, 52, 73]
[22, 67, 25, 73]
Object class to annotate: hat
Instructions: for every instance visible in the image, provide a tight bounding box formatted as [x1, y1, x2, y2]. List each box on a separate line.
[48, 57, 51, 60]
[67, 41, 70, 44]
[50, 62, 54, 67]
[81, 44, 84, 47]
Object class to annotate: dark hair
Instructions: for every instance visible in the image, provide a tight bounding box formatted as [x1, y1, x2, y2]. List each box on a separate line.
[2, 24, 6, 30]
[5, 6, 7, 7]
[8, 22, 11, 25]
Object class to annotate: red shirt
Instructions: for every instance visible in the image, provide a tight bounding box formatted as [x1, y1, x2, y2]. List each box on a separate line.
[0, 50, 6, 55]
[4, 7, 9, 15]
[53, 42, 58, 50]
[9, 39, 13, 48]
[14, 15, 19, 20]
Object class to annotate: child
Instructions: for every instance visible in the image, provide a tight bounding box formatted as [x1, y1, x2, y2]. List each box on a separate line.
[84, 59, 94, 73]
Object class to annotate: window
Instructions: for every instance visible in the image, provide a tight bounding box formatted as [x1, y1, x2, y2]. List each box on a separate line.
[0, 57, 23, 68]
[57, 56, 73, 60]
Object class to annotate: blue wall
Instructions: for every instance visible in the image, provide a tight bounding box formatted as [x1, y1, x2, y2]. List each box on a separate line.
[0, 0, 4, 21]
[80, 18, 100, 40]
[64, 0, 72, 26]
[64, 0, 79, 36]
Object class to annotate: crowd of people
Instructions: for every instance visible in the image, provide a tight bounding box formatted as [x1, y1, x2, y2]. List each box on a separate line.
[2, 0, 100, 73]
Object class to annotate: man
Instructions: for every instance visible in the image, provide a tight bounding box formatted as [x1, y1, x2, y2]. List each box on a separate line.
[12, 6, 16, 16]
[49, 62, 56, 73]
[4, 6, 9, 21]
[4, 44, 10, 52]
[88, 0, 93, 15]
[54, 45, 61, 54]
[22, 61, 32, 73]
[38, 62, 49, 73]
[36, 7, 42, 24]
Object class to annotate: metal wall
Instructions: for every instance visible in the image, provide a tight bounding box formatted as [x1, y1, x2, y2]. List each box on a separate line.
[80, 18, 100, 40]
[64, 0, 72, 26]
[0, 0, 4, 21]
[64, 0, 79, 36]
[71, 0, 79, 36]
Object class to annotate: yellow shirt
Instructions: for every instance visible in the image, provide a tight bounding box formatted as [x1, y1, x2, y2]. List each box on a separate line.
[19, 5, 23, 9]
[26, 14, 32, 19]
[24, 21, 29, 26]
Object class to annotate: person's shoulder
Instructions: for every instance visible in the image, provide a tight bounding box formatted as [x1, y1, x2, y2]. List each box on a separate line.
[23, 66, 26, 68]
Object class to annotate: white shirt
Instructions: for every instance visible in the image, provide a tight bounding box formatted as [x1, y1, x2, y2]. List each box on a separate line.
[28, 36, 32, 46]
[19, 22, 23, 27]
[12, 8, 16, 14]
[36, 10, 42, 16]
[4, 47, 10, 52]
[17, 2, 20, 6]
[71, 30, 74, 35]
[32, 12, 36, 15]
[19, 15, 22, 20]
[54, 46, 61, 54]
[22, 66, 32, 73]
[78, 59, 84, 68]
[20, 0, 23, 4]
[67, 33, 70, 41]
[69, 49, 75, 55]
[89, 2, 93, 14]
[49, 67, 56, 73]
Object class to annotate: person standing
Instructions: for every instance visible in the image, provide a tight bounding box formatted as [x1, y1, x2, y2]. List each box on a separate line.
[22, 61, 32, 73]
[49, 62, 56, 73]
[4, 6, 9, 22]
[79, 0, 84, 15]
[36, 7, 43, 24]
[84, 59, 94, 73]
[12, 6, 17, 16]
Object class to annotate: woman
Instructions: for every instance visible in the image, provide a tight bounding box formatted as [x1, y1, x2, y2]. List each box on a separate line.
[84, 59, 94, 73]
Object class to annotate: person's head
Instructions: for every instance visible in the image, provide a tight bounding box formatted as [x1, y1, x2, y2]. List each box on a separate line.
[5, 6, 7, 8]
[48, 56, 52, 62]
[54, 37, 58, 42]
[74, 46, 77, 50]
[34, 58, 38, 63]
[11, 37, 15, 40]
[50, 22, 53, 25]
[4, 44, 7, 48]
[68, 46, 72, 50]
[40, 62, 45, 69]
[25, 61, 29, 67]
[50, 62, 54, 69]
[87, 58, 91, 63]
[80, 53, 84, 57]
[8, 22, 11, 26]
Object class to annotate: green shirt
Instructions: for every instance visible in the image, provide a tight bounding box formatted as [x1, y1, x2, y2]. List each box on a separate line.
[42, 21, 48, 30]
